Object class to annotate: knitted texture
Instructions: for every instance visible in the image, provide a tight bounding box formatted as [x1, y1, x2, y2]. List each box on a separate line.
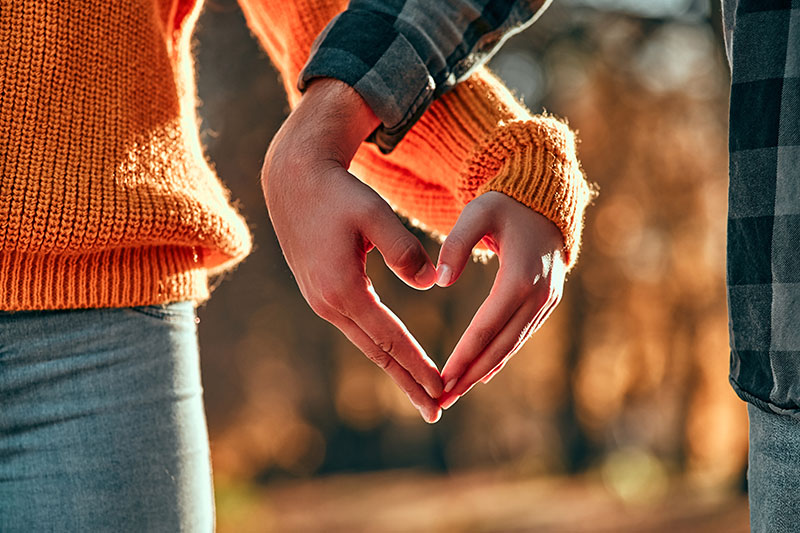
[0, 0, 252, 310]
[242, 0, 595, 268]
[355, 69, 596, 266]
[1, 0, 593, 312]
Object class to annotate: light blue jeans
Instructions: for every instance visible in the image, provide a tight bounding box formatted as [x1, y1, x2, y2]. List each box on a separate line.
[748, 404, 800, 533]
[0, 302, 214, 532]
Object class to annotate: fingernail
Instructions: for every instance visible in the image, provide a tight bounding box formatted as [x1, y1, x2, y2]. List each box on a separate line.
[436, 264, 453, 287]
[424, 383, 443, 399]
[415, 263, 434, 285]
[426, 408, 442, 424]
[444, 378, 457, 393]
[441, 395, 459, 410]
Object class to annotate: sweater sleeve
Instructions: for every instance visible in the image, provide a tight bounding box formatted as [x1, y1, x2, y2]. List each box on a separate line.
[296, 0, 551, 153]
[237, 0, 595, 268]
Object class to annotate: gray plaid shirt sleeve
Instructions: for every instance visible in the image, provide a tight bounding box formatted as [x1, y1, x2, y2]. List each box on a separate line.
[297, 0, 550, 153]
[727, 0, 800, 419]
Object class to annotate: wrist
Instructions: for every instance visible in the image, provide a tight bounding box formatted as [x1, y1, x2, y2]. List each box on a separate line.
[295, 78, 380, 165]
[465, 119, 595, 270]
[262, 78, 380, 207]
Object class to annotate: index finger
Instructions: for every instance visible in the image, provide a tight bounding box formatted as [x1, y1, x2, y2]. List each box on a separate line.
[341, 284, 444, 399]
[331, 314, 442, 423]
[440, 294, 553, 408]
[440, 266, 525, 391]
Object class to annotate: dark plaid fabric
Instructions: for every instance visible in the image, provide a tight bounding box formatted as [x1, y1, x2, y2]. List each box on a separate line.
[298, 0, 550, 153]
[726, 0, 800, 419]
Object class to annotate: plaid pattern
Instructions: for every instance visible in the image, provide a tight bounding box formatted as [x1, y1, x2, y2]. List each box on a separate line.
[298, 0, 550, 153]
[727, 0, 800, 419]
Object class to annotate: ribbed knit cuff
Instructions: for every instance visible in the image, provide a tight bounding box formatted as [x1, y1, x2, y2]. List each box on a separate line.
[460, 119, 596, 269]
[352, 68, 596, 267]
[0, 246, 209, 311]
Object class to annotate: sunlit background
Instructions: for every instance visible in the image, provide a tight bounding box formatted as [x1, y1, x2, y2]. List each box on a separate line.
[193, 0, 748, 530]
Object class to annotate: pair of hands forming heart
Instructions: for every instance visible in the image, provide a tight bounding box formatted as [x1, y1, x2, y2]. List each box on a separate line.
[263, 79, 567, 423]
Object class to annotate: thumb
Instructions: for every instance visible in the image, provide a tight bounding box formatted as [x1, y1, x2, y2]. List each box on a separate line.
[436, 201, 493, 287]
[362, 205, 437, 289]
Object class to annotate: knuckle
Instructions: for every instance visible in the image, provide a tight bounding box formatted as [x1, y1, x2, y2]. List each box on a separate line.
[444, 233, 469, 257]
[367, 350, 394, 370]
[389, 236, 423, 271]
[318, 285, 345, 311]
[319, 283, 361, 319]
[364, 197, 392, 220]
[375, 339, 395, 355]
[465, 195, 489, 214]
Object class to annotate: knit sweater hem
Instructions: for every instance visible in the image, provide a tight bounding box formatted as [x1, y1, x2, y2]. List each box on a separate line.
[0, 246, 210, 311]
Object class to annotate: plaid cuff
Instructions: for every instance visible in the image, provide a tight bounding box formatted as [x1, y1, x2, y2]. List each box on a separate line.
[298, 10, 436, 154]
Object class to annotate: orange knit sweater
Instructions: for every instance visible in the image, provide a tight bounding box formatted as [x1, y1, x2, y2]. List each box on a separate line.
[0, 0, 593, 311]
[0, 0, 251, 310]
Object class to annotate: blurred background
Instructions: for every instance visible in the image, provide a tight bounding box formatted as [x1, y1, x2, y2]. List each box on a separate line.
[193, 0, 747, 530]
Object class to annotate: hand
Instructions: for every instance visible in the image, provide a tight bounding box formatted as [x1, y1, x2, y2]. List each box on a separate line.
[262, 78, 444, 423]
[436, 191, 567, 410]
